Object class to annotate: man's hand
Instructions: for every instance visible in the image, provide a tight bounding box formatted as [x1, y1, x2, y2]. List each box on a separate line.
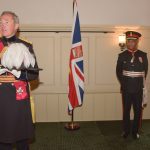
[0, 68, 8, 75]
[142, 103, 147, 108]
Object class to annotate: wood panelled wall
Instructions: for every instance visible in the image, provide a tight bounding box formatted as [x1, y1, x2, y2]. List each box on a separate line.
[20, 25, 150, 122]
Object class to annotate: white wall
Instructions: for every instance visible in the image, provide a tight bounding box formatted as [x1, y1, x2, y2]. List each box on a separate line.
[0, 0, 150, 26]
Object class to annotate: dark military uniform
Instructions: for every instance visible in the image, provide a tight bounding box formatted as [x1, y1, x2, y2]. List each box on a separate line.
[116, 31, 148, 137]
[0, 35, 39, 145]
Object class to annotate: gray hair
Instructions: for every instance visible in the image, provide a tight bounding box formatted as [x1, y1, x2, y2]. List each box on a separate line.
[1, 11, 19, 24]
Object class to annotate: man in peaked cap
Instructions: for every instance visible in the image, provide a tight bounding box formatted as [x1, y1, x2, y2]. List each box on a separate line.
[116, 31, 148, 139]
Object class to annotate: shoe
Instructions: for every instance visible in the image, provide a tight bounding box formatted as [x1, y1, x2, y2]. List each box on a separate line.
[122, 132, 129, 139]
[132, 133, 140, 139]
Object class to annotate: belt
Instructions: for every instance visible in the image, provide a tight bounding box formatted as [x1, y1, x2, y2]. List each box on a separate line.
[123, 70, 145, 78]
[0, 75, 16, 83]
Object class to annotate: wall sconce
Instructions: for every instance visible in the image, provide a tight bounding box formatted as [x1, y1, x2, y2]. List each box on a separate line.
[118, 34, 126, 51]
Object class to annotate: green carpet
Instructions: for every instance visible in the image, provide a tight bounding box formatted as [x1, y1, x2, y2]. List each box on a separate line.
[28, 121, 150, 150]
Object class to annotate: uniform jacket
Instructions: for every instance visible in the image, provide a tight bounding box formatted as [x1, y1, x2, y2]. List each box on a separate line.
[116, 49, 148, 93]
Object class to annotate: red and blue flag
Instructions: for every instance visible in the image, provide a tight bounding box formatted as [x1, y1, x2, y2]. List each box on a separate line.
[68, 0, 84, 112]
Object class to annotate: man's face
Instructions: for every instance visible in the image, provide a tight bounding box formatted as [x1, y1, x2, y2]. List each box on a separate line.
[0, 14, 19, 38]
[126, 39, 139, 51]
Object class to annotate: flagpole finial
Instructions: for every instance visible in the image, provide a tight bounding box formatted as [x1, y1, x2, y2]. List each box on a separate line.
[73, 0, 76, 14]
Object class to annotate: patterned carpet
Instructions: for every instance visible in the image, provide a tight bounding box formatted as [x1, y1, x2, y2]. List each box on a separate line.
[28, 121, 150, 150]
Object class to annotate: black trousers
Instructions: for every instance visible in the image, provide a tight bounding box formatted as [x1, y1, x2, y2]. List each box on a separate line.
[0, 139, 29, 150]
[122, 91, 143, 134]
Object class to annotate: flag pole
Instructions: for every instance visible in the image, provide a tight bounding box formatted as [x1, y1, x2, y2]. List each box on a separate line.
[65, 109, 80, 130]
[64, 0, 81, 131]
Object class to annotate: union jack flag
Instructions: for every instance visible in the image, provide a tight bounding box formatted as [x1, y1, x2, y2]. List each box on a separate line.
[68, 0, 84, 112]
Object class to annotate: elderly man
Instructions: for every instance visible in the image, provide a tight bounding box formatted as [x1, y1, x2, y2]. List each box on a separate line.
[116, 31, 148, 139]
[0, 11, 39, 149]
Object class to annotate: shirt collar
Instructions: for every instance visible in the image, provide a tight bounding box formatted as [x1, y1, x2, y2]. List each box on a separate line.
[127, 49, 138, 54]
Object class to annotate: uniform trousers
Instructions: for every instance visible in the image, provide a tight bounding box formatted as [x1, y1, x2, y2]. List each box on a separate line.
[122, 90, 143, 134]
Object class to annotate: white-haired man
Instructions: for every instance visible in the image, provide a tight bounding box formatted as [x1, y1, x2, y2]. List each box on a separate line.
[0, 11, 39, 150]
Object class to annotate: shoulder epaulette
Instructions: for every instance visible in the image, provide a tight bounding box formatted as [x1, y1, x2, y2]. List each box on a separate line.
[19, 37, 32, 45]
[138, 50, 147, 55]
